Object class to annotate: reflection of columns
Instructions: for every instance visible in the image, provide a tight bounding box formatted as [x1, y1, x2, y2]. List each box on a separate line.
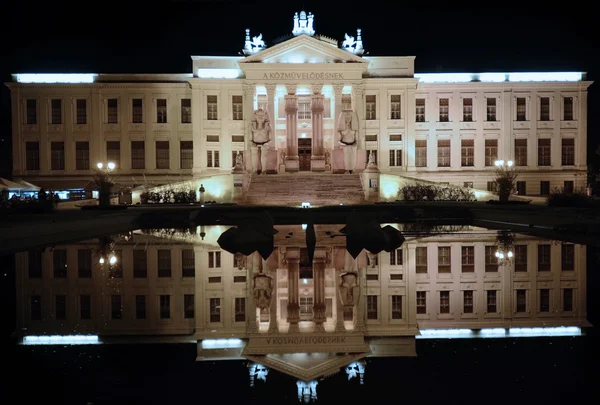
[311, 84, 325, 172]
[355, 266, 366, 331]
[247, 254, 258, 333]
[243, 83, 256, 171]
[312, 250, 327, 329]
[284, 84, 299, 172]
[334, 268, 346, 331]
[333, 84, 344, 140]
[268, 267, 278, 333]
[286, 255, 300, 327]
[352, 83, 365, 150]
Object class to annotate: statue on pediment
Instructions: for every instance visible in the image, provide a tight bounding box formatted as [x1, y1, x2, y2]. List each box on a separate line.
[342, 33, 356, 50]
[250, 108, 272, 173]
[292, 10, 315, 36]
[338, 110, 359, 173]
[243, 29, 266, 55]
[341, 29, 364, 56]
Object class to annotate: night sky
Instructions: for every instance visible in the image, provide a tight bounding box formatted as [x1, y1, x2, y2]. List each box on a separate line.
[1, 0, 598, 177]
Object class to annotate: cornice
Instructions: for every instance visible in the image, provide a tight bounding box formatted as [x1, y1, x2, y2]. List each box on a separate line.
[416, 81, 590, 90]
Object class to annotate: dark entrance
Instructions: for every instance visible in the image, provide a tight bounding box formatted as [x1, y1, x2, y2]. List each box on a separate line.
[298, 138, 312, 171]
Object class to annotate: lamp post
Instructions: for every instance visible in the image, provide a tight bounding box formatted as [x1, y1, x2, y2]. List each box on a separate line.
[94, 162, 116, 207]
[495, 231, 515, 265]
[494, 159, 518, 202]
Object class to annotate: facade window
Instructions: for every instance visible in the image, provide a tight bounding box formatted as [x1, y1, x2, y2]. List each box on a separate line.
[180, 141, 193, 169]
[109, 251, 123, 278]
[486, 290, 497, 313]
[486, 98, 496, 121]
[75, 142, 89, 170]
[235, 297, 246, 322]
[516, 289, 527, 313]
[55, 295, 67, 320]
[50, 142, 65, 170]
[390, 94, 401, 119]
[132, 98, 143, 123]
[232, 150, 244, 168]
[389, 150, 402, 167]
[464, 182, 473, 188]
[77, 249, 92, 278]
[160, 295, 171, 319]
[111, 295, 122, 319]
[298, 97, 312, 120]
[210, 298, 221, 322]
[366, 95, 376, 120]
[561, 244, 575, 271]
[367, 295, 378, 320]
[415, 140, 427, 167]
[515, 139, 528, 166]
[182, 249, 195, 277]
[439, 291, 450, 314]
[462, 98, 473, 121]
[485, 245, 498, 272]
[540, 181, 550, 196]
[80, 295, 91, 319]
[416, 246, 427, 274]
[438, 98, 449, 122]
[207, 150, 220, 168]
[157, 249, 171, 277]
[516, 97, 526, 121]
[184, 294, 195, 319]
[26, 142, 40, 171]
[131, 141, 145, 169]
[106, 141, 121, 169]
[540, 289, 550, 313]
[31, 296, 41, 320]
[487, 181, 497, 192]
[232, 95, 243, 120]
[540, 97, 550, 121]
[135, 295, 146, 319]
[515, 245, 527, 272]
[563, 97, 573, 121]
[156, 99, 167, 123]
[26, 99, 37, 124]
[390, 249, 403, 266]
[538, 138, 551, 166]
[51, 99, 62, 124]
[437, 139, 450, 167]
[563, 289, 573, 311]
[155, 141, 170, 169]
[107, 98, 118, 123]
[28, 250, 42, 278]
[76, 99, 87, 124]
[537, 244, 551, 272]
[415, 98, 425, 122]
[181, 98, 191, 123]
[516, 181, 526, 196]
[461, 246, 474, 272]
[564, 180, 574, 195]
[461, 139, 474, 167]
[438, 246, 451, 273]
[416, 291, 427, 314]
[391, 295, 402, 319]
[208, 251, 221, 268]
[207, 95, 218, 120]
[463, 290, 474, 314]
[561, 138, 575, 166]
[133, 250, 147, 278]
[485, 139, 498, 166]
[299, 296, 313, 320]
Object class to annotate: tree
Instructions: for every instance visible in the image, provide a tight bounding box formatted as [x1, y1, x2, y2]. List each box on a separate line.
[93, 163, 115, 207]
[494, 161, 518, 202]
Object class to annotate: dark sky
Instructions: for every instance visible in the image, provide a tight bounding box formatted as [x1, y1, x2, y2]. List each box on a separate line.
[1, 0, 598, 176]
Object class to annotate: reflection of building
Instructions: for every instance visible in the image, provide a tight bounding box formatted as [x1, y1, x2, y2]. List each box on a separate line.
[14, 225, 589, 382]
[5, 10, 591, 201]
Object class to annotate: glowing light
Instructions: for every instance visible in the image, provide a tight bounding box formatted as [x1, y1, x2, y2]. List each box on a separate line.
[107, 162, 116, 170]
[508, 326, 581, 337]
[97, 163, 103, 169]
[507, 160, 514, 167]
[302, 224, 308, 230]
[15, 73, 97, 83]
[99, 257, 105, 264]
[201, 338, 243, 348]
[109, 255, 117, 265]
[418, 329, 473, 338]
[303, 278, 308, 284]
[494, 160, 504, 167]
[196, 69, 240, 79]
[301, 202, 311, 208]
[507, 251, 514, 258]
[417, 326, 582, 339]
[507, 72, 582, 82]
[415, 72, 583, 83]
[23, 335, 99, 345]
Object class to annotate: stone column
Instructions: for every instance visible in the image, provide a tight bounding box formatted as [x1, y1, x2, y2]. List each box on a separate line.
[312, 249, 327, 331]
[264, 83, 277, 174]
[352, 83, 365, 151]
[284, 84, 299, 172]
[268, 268, 279, 333]
[286, 249, 300, 331]
[247, 252, 259, 334]
[334, 268, 346, 331]
[243, 83, 256, 172]
[355, 266, 366, 331]
[311, 84, 325, 172]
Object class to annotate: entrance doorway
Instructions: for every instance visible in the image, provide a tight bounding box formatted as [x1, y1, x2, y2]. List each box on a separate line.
[298, 139, 312, 171]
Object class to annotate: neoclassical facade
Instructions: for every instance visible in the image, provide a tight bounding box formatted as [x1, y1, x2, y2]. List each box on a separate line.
[6, 10, 592, 200]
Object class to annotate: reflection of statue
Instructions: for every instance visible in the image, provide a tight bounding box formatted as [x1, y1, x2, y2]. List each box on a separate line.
[234, 253, 246, 270]
[250, 109, 272, 174]
[296, 380, 318, 403]
[366, 251, 377, 268]
[339, 271, 359, 306]
[249, 363, 269, 386]
[234, 151, 244, 170]
[345, 361, 365, 384]
[253, 273, 273, 310]
[338, 110, 359, 173]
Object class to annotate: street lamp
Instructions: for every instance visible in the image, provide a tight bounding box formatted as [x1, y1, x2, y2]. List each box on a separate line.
[94, 162, 116, 207]
[493, 159, 518, 202]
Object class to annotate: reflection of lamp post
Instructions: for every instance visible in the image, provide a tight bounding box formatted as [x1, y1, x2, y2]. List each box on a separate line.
[198, 183, 205, 205]
[97, 236, 117, 265]
[494, 159, 518, 202]
[94, 162, 116, 207]
[495, 231, 515, 265]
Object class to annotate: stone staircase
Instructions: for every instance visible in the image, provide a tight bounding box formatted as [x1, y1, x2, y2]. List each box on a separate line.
[244, 173, 365, 206]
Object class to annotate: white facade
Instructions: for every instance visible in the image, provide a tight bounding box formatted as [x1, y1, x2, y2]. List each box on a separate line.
[5, 11, 592, 197]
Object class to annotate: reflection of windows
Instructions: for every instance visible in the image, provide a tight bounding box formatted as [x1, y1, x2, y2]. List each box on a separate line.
[390, 249, 402, 266]
[235, 297, 246, 322]
[537, 244, 551, 272]
[486, 290, 497, 313]
[438, 247, 451, 273]
[416, 291, 427, 314]
[158, 249, 171, 277]
[367, 295, 378, 320]
[208, 251, 221, 268]
[77, 249, 92, 278]
[415, 98, 425, 122]
[133, 250, 147, 278]
[463, 291, 474, 314]
[439, 291, 450, 314]
[31, 296, 41, 320]
[136, 295, 146, 319]
[210, 298, 221, 323]
[55, 295, 66, 320]
[80, 295, 91, 319]
[28, 251, 42, 278]
[391, 295, 402, 319]
[300, 296, 314, 320]
[516, 290, 527, 313]
[182, 250, 195, 277]
[232, 95, 243, 120]
[485, 246, 498, 272]
[160, 295, 171, 319]
[461, 246, 474, 272]
[561, 244, 574, 271]
[540, 289, 550, 312]
[53, 249, 67, 278]
[184, 295, 195, 319]
[515, 245, 527, 272]
[111, 295, 122, 319]
[563, 289, 573, 311]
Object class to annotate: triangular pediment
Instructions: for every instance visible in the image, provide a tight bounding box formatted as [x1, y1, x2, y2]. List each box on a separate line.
[239, 34, 368, 65]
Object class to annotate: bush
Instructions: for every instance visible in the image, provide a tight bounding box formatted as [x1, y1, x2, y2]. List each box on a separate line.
[139, 188, 197, 204]
[547, 187, 590, 207]
[399, 184, 476, 202]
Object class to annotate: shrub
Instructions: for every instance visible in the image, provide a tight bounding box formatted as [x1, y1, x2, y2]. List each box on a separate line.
[547, 187, 590, 207]
[399, 184, 475, 202]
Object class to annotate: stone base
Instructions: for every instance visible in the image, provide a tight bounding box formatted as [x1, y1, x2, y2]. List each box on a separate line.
[284, 157, 299, 172]
[311, 157, 326, 172]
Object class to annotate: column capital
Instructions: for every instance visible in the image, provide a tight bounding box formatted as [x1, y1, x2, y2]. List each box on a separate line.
[311, 94, 325, 113]
[332, 83, 345, 95]
[243, 83, 256, 96]
[285, 83, 298, 95]
[352, 83, 364, 96]
[311, 83, 323, 95]
[264, 83, 277, 95]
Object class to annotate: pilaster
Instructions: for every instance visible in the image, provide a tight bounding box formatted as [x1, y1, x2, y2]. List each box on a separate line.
[284, 84, 299, 172]
[311, 86, 325, 171]
[352, 83, 365, 151]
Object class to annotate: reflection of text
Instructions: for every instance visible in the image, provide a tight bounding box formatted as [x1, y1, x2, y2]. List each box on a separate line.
[262, 72, 344, 80]
[265, 336, 347, 344]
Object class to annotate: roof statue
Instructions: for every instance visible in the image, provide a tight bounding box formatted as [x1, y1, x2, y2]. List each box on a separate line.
[243, 28, 266, 55]
[292, 10, 315, 36]
[342, 28, 364, 56]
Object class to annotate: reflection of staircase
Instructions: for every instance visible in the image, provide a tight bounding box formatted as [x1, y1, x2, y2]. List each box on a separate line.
[244, 173, 365, 206]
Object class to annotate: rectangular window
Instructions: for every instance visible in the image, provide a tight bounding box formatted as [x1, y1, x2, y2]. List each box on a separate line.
[184, 294, 195, 319]
[464, 182, 473, 188]
[461, 139, 474, 167]
[235, 297, 246, 322]
[367, 295, 378, 320]
[515, 139, 528, 166]
[561, 244, 575, 271]
[516, 181, 526, 196]
[563, 97, 573, 121]
[485, 245, 498, 272]
[31, 296, 41, 320]
[389, 150, 402, 167]
[26, 142, 40, 171]
[156, 141, 170, 169]
[51, 99, 62, 124]
[461, 246, 474, 272]
[516, 97, 526, 121]
[537, 244, 551, 271]
[416, 291, 427, 314]
[415, 98, 425, 122]
[486, 98, 496, 121]
[210, 298, 221, 322]
[157, 99, 167, 123]
[207, 95, 218, 120]
[515, 245, 527, 272]
[53, 249, 67, 278]
[26, 99, 37, 124]
[207, 150, 220, 168]
[181, 98, 191, 123]
[390, 94, 401, 119]
[540, 97, 550, 121]
[439, 98, 449, 122]
[516, 289, 527, 313]
[485, 139, 498, 166]
[135, 295, 146, 319]
[538, 139, 551, 166]
[111, 295, 122, 319]
[439, 291, 450, 314]
[391, 295, 402, 319]
[487, 181, 497, 192]
[132, 98, 143, 123]
[366, 95, 376, 120]
[564, 180, 574, 195]
[76, 99, 87, 124]
[540, 289, 550, 312]
[180, 141, 193, 169]
[107, 98, 118, 124]
[77, 249, 92, 278]
[390, 249, 403, 266]
[182, 249, 195, 277]
[540, 181, 550, 196]
[415, 140, 427, 167]
[131, 141, 145, 169]
[416, 246, 428, 274]
[157, 249, 171, 277]
[463, 290, 474, 314]
[486, 290, 497, 313]
[297, 97, 312, 120]
[106, 141, 120, 169]
[160, 295, 171, 319]
[28, 250, 42, 278]
[50, 142, 65, 170]
[55, 295, 66, 320]
[561, 138, 575, 166]
[437, 139, 450, 167]
[563, 289, 573, 311]
[133, 250, 147, 278]
[462, 98, 473, 122]
[75, 142, 89, 170]
[232, 95, 243, 120]
[208, 251, 221, 268]
[80, 295, 91, 320]
[438, 246, 451, 273]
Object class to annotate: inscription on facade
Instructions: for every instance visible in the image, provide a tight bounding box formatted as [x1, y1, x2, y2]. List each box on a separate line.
[262, 72, 344, 80]
[265, 336, 347, 345]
